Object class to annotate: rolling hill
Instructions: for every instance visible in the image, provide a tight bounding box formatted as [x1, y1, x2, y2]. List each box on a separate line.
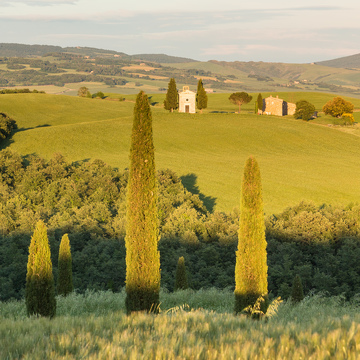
[315, 53, 360, 69]
[1, 92, 360, 214]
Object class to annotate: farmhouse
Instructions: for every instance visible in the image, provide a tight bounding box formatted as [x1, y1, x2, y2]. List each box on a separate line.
[178, 86, 196, 113]
[261, 95, 296, 116]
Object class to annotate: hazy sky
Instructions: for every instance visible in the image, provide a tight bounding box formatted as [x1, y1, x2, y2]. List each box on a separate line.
[0, 0, 359, 63]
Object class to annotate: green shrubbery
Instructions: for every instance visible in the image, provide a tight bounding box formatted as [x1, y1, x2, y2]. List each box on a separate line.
[0, 150, 360, 302]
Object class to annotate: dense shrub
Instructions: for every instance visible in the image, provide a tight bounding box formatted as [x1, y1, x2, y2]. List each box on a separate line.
[0, 150, 360, 302]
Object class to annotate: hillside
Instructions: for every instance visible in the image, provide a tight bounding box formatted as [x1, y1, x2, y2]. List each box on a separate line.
[1, 92, 360, 214]
[315, 53, 360, 69]
[1, 42, 360, 96]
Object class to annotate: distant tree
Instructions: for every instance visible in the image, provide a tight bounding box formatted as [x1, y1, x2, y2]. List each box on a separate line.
[164, 78, 178, 112]
[125, 91, 160, 314]
[25, 220, 56, 318]
[257, 93, 263, 113]
[294, 100, 316, 121]
[229, 92, 252, 113]
[290, 275, 304, 303]
[174, 256, 189, 290]
[57, 234, 73, 296]
[342, 113, 355, 125]
[196, 80, 208, 114]
[322, 97, 354, 118]
[77, 86, 89, 97]
[235, 156, 268, 315]
[94, 91, 105, 99]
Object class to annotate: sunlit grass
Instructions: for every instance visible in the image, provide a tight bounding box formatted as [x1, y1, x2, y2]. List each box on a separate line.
[1, 290, 360, 359]
[1, 93, 360, 213]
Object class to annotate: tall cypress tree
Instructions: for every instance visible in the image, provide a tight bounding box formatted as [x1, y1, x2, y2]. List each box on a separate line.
[57, 233, 73, 296]
[196, 79, 208, 114]
[291, 274, 304, 303]
[164, 78, 178, 112]
[25, 220, 56, 318]
[174, 256, 189, 291]
[235, 156, 268, 314]
[125, 91, 160, 314]
[257, 93, 263, 113]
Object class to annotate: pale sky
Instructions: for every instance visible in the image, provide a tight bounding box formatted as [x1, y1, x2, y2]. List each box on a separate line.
[0, 0, 359, 63]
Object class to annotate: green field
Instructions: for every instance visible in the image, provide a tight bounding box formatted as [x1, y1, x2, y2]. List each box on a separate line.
[1, 92, 360, 214]
[1, 290, 360, 359]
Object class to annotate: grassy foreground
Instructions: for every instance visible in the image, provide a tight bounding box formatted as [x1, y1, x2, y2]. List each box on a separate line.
[1, 290, 360, 359]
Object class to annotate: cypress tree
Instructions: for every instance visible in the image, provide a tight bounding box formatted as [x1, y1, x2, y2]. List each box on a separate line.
[196, 79, 208, 114]
[257, 93, 263, 113]
[125, 91, 160, 314]
[164, 78, 178, 112]
[235, 156, 268, 315]
[174, 256, 188, 291]
[57, 233, 73, 296]
[291, 274, 304, 303]
[25, 220, 56, 318]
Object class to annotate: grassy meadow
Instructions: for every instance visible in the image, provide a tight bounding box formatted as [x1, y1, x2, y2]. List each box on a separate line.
[1, 92, 360, 213]
[1, 290, 360, 359]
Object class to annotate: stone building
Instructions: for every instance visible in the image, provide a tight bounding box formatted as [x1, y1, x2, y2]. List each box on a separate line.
[178, 86, 196, 113]
[261, 95, 296, 116]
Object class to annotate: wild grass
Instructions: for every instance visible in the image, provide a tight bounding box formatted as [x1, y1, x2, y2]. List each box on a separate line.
[1, 93, 360, 213]
[1, 290, 360, 359]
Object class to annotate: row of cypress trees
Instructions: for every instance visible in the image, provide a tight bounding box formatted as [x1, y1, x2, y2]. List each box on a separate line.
[24, 90, 269, 317]
[25, 221, 73, 317]
[164, 78, 208, 113]
[126, 90, 268, 315]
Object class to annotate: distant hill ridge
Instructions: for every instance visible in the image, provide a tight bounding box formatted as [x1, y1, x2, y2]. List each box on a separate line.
[315, 53, 360, 69]
[0, 43, 197, 63]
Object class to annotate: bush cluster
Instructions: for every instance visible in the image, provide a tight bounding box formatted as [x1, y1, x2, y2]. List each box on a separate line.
[0, 151, 360, 302]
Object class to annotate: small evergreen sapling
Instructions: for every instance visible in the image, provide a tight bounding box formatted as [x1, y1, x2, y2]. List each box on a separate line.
[57, 233, 73, 296]
[291, 274, 304, 303]
[174, 256, 189, 291]
[235, 156, 268, 315]
[25, 220, 56, 318]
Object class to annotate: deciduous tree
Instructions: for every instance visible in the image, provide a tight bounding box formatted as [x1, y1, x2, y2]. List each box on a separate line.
[322, 97, 354, 118]
[294, 100, 316, 121]
[235, 157, 268, 315]
[125, 91, 160, 314]
[57, 233, 73, 296]
[25, 220, 56, 317]
[229, 92, 252, 113]
[164, 78, 178, 112]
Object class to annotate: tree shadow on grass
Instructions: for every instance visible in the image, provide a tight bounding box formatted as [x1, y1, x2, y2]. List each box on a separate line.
[180, 173, 217, 213]
[0, 124, 51, 151]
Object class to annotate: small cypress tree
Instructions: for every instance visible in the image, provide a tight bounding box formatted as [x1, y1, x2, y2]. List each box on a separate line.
[291, 274, 304, 303]
[257, 93, 263, 113]
[57, 233, 73, 296]
[164, 78, 178, 112]
[196, 79, 208, 114]
[174, 256, 188, 291]
[125, 91, 160, 314]
[235, 156, 268, 315]
[25, 220, 56, 318]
